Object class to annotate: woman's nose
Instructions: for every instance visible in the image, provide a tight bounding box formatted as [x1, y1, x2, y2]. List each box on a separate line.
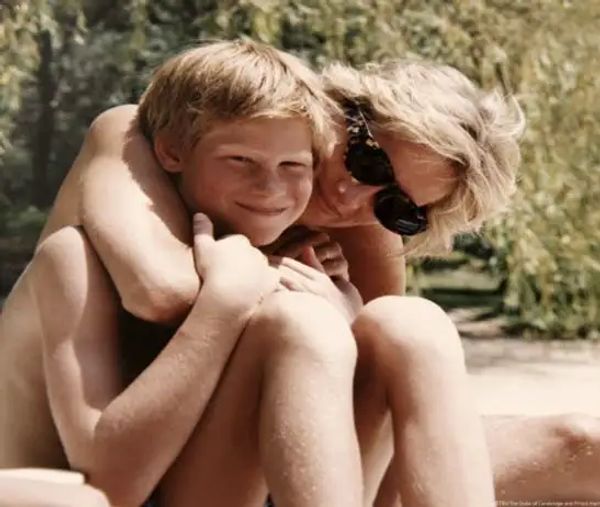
[337, 180, 383, 211]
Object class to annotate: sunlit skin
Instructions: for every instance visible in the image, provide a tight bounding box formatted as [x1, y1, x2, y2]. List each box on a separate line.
[300, 118, 458, 229]
[155, 117, 315, 246]
[3, 100, 597, 506]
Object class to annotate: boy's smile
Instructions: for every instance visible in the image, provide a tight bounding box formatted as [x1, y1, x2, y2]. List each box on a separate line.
[156, 117, 315, 246]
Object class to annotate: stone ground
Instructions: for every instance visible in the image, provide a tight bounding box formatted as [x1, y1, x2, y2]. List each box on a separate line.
[451, 309, 600, 417]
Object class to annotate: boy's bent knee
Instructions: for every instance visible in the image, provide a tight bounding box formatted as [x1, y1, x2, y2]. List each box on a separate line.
[246, 291, 357, 366]
[33, 226, 116, 320]
[353, 295, 463, 363]
[36, 226, 90, 260]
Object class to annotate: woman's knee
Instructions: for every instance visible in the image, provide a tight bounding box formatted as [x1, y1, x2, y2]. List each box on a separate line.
[246, 291, 358, 368]
[555, 413, 600, 458]
[353, 295, 464, 365]
[556, 414, 600, 495]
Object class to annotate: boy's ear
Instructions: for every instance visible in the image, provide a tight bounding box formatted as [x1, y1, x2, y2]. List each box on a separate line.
[153, 132, 184, 173]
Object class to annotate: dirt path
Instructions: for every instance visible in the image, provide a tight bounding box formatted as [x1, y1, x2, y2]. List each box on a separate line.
[452, 309, 600, 416]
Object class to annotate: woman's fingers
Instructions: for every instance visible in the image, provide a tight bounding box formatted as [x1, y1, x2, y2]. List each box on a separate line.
[313, 241, 342, 263]
[299, 246, 326, 272]
[270, 244, 348, 280]
[272, 231, 330, 258]
[321, 257, 350, 281]
[311, 241, 349, 280]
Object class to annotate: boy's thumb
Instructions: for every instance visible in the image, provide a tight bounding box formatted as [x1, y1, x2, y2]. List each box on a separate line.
[193, 213, 215, 250]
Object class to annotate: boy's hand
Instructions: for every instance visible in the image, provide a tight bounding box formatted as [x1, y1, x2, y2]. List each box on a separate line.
[271, 248, 363, 323]
[192, 213, 280, 312]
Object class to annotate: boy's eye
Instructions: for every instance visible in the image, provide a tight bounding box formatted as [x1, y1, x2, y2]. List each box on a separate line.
[228, 156, 252, 164]
[281, 161, 311, 171]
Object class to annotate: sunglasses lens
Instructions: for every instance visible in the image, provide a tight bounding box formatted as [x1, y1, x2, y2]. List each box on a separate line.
[374, 188, 427, 236]
[346, 144, 395, 186]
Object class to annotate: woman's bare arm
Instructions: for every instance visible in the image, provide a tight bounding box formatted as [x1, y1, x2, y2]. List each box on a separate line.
[328, 225, 406, 301]
[79, 105, 198, 324]
[71, 106, 406, 322]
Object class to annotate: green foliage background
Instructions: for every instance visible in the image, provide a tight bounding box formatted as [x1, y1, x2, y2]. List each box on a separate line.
[1, 0, 599, 339]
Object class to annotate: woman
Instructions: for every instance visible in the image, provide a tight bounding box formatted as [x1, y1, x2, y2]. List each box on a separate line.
[36, 54, 600, 503]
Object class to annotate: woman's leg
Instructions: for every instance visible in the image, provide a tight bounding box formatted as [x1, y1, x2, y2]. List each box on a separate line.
[485, 413, 600, 501]
[373, 456, 401, 507]
[353, 295, 600, 504]
[351, 318, 395, 505]
[373, 414, 600, 504]
[159, 291, 363, 507]
[352, 296, 496, 507]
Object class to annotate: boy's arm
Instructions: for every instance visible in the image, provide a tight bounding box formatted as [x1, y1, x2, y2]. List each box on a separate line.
[31, 227, 262, 507]
[328, 224, 407, 300]
[80, 105, 198, 324]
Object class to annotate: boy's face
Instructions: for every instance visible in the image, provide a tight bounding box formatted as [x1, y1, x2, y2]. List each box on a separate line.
[171, 117, 314, 246]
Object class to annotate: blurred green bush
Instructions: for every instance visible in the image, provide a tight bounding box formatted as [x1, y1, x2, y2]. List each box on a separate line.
[1, 0, 598, 338]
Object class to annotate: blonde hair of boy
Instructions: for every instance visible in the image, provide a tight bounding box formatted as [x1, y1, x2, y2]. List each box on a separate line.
[321, 59, 525, 256]
[138, 39, 338, 167]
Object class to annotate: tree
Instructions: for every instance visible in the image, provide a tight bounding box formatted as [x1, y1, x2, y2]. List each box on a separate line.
[1, 0, 598, 337]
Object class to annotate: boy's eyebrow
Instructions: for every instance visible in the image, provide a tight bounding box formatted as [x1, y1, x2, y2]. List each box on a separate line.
[214, 144, 314, 164]
[282, 152, 314, 165]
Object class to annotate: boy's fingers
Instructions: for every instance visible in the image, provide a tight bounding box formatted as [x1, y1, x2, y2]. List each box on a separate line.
[274, 256, 316, 280]
[193, 213, 215, 251]
[277, 266, 309, 292]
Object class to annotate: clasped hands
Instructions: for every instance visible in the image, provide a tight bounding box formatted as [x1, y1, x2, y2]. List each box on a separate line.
[192, 213, 363, 323]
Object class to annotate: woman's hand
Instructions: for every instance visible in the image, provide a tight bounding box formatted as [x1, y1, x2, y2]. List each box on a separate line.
[191, 213, 280, 316]
[267, 228, 350, 281]
[270, 247, 363, 323]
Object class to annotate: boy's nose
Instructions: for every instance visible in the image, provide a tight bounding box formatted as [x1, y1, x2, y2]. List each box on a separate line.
[253, 168, 283, 193]
[336, 180, 384, 212]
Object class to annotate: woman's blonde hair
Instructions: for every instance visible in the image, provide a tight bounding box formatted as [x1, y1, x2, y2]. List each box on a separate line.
[322, 59, 525, 256]
[138, 39, 338, 166]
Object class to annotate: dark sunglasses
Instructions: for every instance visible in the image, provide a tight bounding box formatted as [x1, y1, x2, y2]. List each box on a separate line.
[343, 100, 428, 236]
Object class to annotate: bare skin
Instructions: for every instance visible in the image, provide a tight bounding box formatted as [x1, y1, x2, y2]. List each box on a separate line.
[0, 478, 109, 507]
[0, 224, 496, 506]
[0, 115, 370, 506]
[3, 95, 598, 507]
[0, 104, 499, 506]
[1, 223, 363, 507]
[59, 104, 600, 503]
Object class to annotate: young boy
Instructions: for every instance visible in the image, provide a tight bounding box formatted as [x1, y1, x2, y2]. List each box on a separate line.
[0, 40, 366, 506]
